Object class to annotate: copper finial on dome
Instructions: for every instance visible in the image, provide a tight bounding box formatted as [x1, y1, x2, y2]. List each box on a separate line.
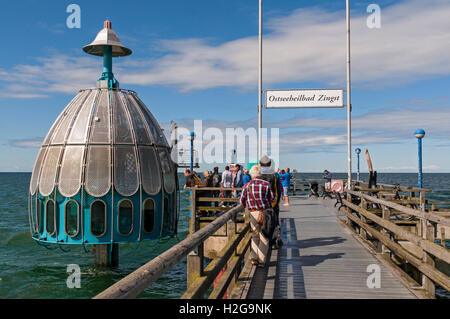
[104, 20, 112, 29]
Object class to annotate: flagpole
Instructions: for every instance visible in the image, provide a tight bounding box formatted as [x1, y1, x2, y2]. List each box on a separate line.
[258, 0, 263, 160]
[346, 0, 352, 189]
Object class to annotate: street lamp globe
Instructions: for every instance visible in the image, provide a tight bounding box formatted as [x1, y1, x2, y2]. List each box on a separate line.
[355, 148, 361, 155]
[414, 129, 425, 139]
[189, 131, 196, 141]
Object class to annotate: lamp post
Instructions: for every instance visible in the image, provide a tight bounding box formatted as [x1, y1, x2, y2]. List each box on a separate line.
[414, 129, 425, 188]
[189, 131, 195, 172]
[355, 148, 361, 182]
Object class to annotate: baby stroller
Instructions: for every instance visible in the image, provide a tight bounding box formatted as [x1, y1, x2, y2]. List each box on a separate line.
[309, 182, 320, 198]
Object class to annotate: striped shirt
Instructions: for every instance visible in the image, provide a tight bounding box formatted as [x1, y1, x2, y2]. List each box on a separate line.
[240, 178, 274, 210]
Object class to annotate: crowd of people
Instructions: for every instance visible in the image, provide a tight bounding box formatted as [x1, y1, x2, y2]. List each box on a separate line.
[184, 156, 295, 268]
[183, 162, 293, 206]
[184, 163, 333, 269]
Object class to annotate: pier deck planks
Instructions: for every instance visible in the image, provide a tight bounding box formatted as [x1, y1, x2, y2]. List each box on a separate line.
[244, 196, 415, 299]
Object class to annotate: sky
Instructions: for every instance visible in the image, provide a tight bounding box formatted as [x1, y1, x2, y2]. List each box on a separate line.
[1, 0, 450, 173]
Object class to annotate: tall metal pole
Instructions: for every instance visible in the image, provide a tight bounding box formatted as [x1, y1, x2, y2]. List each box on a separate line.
[258, 0, 263, 160]
[418, 137, 423, 189]
[357, 153, 360, 181]
[346, 0, 352, 189]
[414, 129, 425, 189]
[355, 148, 361, 182]
[189, 132, 195, 172]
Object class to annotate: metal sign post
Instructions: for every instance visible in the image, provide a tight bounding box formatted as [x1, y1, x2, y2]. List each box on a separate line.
[257, 1, 353, 188]
[346, 0, 352, 189]
[258, 0, 263, 160]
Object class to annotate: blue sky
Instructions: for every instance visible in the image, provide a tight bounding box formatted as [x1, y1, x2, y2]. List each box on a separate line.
[1, 0, 450, 173]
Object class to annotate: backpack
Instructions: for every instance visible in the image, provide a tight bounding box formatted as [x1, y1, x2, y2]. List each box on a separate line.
[234, 171, 244, 188]
[192, 174, 203, 186]
[212, 173, 221, 187]
[261, 173, 280, 208]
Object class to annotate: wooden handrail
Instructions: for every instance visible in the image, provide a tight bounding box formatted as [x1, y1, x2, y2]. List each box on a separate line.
[93, 204, 244, 299]
[182, 223, 251, 299]
[342, 198, 450, 264]
[340, 205, 450, 292]
[347, 190, 450, 227]
[356, 181, 432, 193]
[187, 187, 243, 191]
[340, 189, 450, 297]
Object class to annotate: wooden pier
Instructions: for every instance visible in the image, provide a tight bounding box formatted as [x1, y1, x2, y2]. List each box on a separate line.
[94, 182, 450, 299]
[232, 196, 415, 299]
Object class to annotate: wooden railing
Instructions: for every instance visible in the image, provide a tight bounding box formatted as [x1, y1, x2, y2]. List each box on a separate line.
[94, 187, 249, 299]
[291, 178, 324, 195]
[185, 186, 252, 298]
[339, 188, 450, 298]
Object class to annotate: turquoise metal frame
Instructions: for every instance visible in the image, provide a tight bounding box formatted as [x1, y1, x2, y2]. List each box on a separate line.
[31, 187, 177, 245]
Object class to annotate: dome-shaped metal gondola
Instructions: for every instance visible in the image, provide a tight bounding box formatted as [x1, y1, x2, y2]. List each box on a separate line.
[28, 21, 179, 253]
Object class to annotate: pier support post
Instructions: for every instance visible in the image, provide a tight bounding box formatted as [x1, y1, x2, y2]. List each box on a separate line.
[187, 243, 204, 288]
[381, 204, 391, 255]
[360, 198, 368, 240]
[187, 189, 203, 289]
[420, 191, 435, 297]
[93, 244, 119, 267]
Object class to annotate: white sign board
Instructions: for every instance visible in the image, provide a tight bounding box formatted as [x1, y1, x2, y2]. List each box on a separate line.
[265, 89, 345, 108]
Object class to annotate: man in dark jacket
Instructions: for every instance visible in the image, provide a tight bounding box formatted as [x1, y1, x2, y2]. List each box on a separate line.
[259, 155, 283, 249]
[211, 167, 222, 206]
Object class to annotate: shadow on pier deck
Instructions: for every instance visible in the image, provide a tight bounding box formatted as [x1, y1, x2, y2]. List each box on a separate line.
[231, 196, 415, 299]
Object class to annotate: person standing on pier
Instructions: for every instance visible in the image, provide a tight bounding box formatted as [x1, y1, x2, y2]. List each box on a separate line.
[279, 168, 292, 206]
[323, 170, 332, 191]
[242, 169, 251, 185]
[259, 156, 283, 249]
[240, 165, 274, 267]
[233, 164, 243, 196]
[222, 166, 233, 206]
[211, 167, 222, 206]
[184, 169, 195, 189]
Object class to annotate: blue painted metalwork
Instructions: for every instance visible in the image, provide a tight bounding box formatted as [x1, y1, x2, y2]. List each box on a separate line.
[355, 148, 361, 181]
[414, 129, 425, 188]
[98, 45, 118, 88]
[190, 131, 195, 172]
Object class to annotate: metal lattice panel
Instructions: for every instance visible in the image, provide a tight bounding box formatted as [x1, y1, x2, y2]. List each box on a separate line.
[67, 91, 98, 144]
[42, 92, 85, 146]
[31, 88, 173, 199]
[124, 95, 151, 145]
[85, 146, 111, 197]
[89, 90, 110, 144]
[158, 147, 175, 194]
[139, 146, 161, 195]
[113, 91, 134, 144]
[29, 146, 47, 195]
[39, 146, 62, 196]
[131, 95, 168, 147]
[59, 146, 84, 197]
[114, 145, 139, 196]
[51, 91, 89, 145]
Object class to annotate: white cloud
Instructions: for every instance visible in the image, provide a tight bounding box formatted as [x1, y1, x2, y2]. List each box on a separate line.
[122, 0, 450, 90]
[9, 138, 43, 148]
[2, 0, 450, 98]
